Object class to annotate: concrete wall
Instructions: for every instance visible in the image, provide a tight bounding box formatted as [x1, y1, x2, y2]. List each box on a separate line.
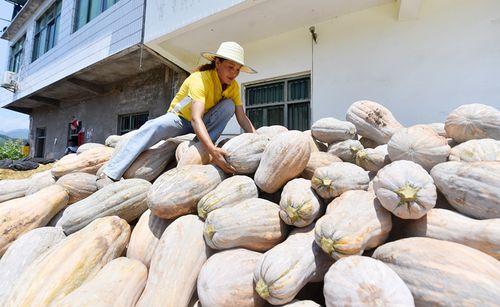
[4, 0, 144, 105]
[229, 0, 500, 134]
[30, 66, 174, 158]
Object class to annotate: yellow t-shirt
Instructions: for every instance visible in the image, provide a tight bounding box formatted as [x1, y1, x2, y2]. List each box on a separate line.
[168, 69, 242, 121]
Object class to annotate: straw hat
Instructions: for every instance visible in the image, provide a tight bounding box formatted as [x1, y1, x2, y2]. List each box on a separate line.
[201, 41, 257, 74]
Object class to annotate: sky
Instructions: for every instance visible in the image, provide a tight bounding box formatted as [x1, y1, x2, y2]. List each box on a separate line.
[0, 1, 29, 133]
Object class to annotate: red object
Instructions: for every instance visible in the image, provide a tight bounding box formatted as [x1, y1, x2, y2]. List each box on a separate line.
[78, 131, 85, 146]
[70, 119, 79, 131]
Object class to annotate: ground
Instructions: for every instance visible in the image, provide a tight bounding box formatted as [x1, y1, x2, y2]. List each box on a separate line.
[0, 163, 54, 180]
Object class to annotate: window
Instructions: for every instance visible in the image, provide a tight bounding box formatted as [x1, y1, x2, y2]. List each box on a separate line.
[118, 112, 149, 135]
[9, 35, 25, 73]
[32, 0, 62, 61]
[245, 76, 311, 131]
[75, 0, 119, 31]
[35, 128, 46, 158]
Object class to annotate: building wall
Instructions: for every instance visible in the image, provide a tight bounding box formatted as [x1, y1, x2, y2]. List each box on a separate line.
[30, 66, 174, 158]
[5, 0, 144, 105]
[230, 0, 500, 134]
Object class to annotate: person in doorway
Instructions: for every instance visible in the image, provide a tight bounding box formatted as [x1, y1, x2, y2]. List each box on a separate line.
[64, 139, 78, 155]
[102, 41, 257, 180]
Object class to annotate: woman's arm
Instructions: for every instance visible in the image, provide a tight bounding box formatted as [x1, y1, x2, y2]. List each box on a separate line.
[191, 100, 235, 174]
[235, 105, 256, 133]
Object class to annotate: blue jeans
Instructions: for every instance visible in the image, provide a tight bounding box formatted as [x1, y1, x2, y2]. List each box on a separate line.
[104, 99, 235, 180]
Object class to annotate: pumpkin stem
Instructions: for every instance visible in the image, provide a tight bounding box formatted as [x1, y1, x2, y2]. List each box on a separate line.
[395, 184, 419, 203]
[204, 224, 216, 240]
[197, 207, 207, 219]
[350, 146, 361, 154]
[319, 236, 335, 256]
[255, 279, 270, 299]
[322, 179, 332, 187]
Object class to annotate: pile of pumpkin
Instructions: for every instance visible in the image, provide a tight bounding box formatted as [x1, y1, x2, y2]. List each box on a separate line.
[0, 101, 499, 307]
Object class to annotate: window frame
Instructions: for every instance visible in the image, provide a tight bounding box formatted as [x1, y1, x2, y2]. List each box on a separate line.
[8, 34, 26, 73]
[117, 112, 149, 135]
[244, 74, 311, 131]
[35, 127, 46, 158]
[32, 0, 62, 62]
[74, 0, 119, 32]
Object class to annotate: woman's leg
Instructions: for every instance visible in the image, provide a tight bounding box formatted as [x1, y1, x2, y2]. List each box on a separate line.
[202, 99, 236, 142]
[103, 112, 189, 180]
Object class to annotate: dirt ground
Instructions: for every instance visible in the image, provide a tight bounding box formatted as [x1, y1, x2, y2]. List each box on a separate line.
[0, 163, 54, 180]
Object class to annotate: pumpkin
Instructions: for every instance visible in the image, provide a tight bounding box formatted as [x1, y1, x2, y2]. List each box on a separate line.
[123, 139, 177, 181]
[175, 140, 190, 162]
[444, 103, 500, 143]
[0, 185, 69, 256]
[222, 133, 270, 174]
[430, 161, 500, 219]
[256, 125, 288, 138]
[52, 257, 147, 307]
[303, 130, 327, 152]
[254, 224, 333, 305]
[25, 170, 56, 195]
[126, 210, 172, 268]
[345, 100, 404, 145]
[404, 208, 500, 259]
[311, 162, 369, 199]
[355, 144, 390, 172]
[56, 172, 99, 204]
[282, 301, 321, 307]
[449, 138, 500, 162]
[0, 178, 31, 203]
[327, 139, 364, 163]
[279, 178, 322, 227]
[136, 215, 209, 307]
[421, 123, 447, 137]
[311, 117, 356, 144]
[51, 146, 114, 178]
[315, 190, 392, 259]
[255, 131, 311, 193]
[204, 198, 287, 252]
[178, 141, 212, 166]
[387, 125, 451, 171]
[148, 165, 226, 219]
[323, 256, 414, 307]
[197, 175, 258, 219]
[56, 178, 150, 234]
[105, 134, 122, 148]
[301, 152, 342, 180]
[197, 248, 265, 307]
[372, 237, 500, 306]
[373, 160, 436, 219]
[0, 227, 65, 304]
[4, 216, 130, 306]
[76, 142, 106, 154]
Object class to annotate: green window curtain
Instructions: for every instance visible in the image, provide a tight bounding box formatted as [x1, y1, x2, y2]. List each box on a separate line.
[287, 102, 310, 131]
[267, 106, 284, 126]
[76, 0, 89, 29]
[89, 0, 102, 20]
[288, 78, 310, 101]
[247, 108, 264, 129]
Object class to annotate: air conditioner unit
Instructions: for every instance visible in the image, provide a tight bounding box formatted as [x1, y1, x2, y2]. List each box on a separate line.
[1, 71, 17, 91]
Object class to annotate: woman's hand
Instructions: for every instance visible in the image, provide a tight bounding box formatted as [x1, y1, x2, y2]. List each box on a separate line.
[209, 147, 236, 174]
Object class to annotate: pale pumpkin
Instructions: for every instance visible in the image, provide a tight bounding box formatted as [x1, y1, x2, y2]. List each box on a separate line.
[25, 170, 56, 195]
[255, 130, 311, 193]
[204, 198, 287, 252]
[197, 175, 258, 219]
[301, 151, 342, 180]
[0, 227, 65, 304]
[175, 140, 190, 162]
[279, 178, 322, 227]
[56, 172, 99, 204]
[177, 140, 212, 166]
[372, 237, 500, 306]
[105, 134, 122, 148]
[126, 209, 172, 268]
[345, 100, 404, 145]
[404, 208, 500, 259]
[430, 161, 500, 219]
[254, 225, 333, 305]
[327, 139, 364, 163]
[256, 125, 288, 138]
[52, 257, 147, 307]
[355, 144, 390, 172]
[282, 300, 321, 307]
[311, 117, 356, 144]
[136, 215, 209, 307]
[373, 160, 436, 219]
[4, 216, 130, 306]
[197, 248, 265, 307]
[148, 165, 226, 219]
[0, 185, 69, 256]
[421, 123, 447, 137]
[315, 190, 392, 259]
[123, 139, 177, 181]
[444, 103, 500, 143]
[0, 178, 30, 203]
[76, 142, 106, 154]
[56, 178, 150, 234]
[51, 146, 114, 178]
[222, 133, 270, 174]
[449, 138, 500, 162]
[323, 256, 414, 307]
[387, 125, 450, 171]
[311, 162, 369, 199]
[303, 130, 327, 152]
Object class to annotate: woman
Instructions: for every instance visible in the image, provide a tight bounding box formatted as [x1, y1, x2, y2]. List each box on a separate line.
[103, 41, 257, 180]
